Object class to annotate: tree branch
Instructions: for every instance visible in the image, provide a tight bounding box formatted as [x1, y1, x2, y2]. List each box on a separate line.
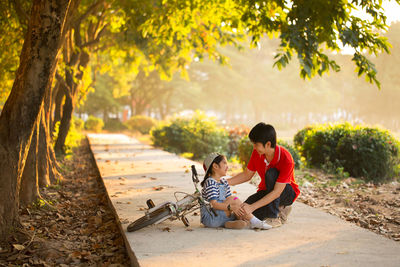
[74, 0, 105, 26]
[81, 25, 108, 48]
[55, 72, 73, 99]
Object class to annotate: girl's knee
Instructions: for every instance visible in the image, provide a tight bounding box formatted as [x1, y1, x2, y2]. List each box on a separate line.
[233, 197, 242, 206]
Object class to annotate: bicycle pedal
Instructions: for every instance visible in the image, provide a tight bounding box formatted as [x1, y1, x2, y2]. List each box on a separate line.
[146, 199, 155, 209]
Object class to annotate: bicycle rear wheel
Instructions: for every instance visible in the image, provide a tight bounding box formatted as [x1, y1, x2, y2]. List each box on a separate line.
[127, 207, 171, 232]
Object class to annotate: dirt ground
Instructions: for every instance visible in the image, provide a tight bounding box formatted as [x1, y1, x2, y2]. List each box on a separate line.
[296, 169, 400, 242]
[1, 139, 399, 266]
[0, 139, 130, 266]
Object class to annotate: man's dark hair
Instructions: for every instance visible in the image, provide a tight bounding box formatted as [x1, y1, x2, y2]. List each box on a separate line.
[248, 123, 276, 147]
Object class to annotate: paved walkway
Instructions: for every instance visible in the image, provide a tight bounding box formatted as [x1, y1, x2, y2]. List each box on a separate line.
[87, 133, 400, 267]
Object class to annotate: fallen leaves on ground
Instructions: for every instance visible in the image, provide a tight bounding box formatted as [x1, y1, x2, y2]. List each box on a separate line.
[0, 139, 130, 266]
[297, 169, 400, 241]
[153, 186, 164, 191]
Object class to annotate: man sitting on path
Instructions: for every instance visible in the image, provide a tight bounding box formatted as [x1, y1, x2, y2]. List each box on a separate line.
[228, 122, 300, 227]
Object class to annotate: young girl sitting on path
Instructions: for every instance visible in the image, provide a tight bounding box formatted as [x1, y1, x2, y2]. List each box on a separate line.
[200, 152, 272, 230]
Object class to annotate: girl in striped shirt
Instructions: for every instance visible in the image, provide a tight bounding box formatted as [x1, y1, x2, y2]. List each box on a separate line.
[200, 153, 271, 229]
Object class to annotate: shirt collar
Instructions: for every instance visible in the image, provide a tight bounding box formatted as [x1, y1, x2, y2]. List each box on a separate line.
[264, 145, 280, 167]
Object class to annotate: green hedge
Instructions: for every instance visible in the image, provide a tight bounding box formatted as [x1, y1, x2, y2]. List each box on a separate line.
[104, 118, 128, 132]
[293, 126, 314, 149]
[84, 116, 104, 133]
[237, 136, 301, 170]
[125, 115, 156, 134]
[73, 117, 84, 131]
[226, 126, 250, 159]
[297, 123, 400, 182]
[300, 123, 352, 168]
[150, 111, 229, 160]
[238, 136, 253, 170]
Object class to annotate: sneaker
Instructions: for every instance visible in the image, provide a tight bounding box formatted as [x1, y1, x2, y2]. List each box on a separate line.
[264, 217, 282, 228]
[278, 205, 292, 224]
[250, 221, 272, 230]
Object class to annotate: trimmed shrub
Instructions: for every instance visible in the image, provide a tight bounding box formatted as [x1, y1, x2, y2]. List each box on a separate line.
[84, 116, 104, 133]
[293, 126, 314, 149]
[300, 123, 352, 168]
[296, 123, 400, 182]
[150, 111, 229, 160]
[125, 115, 156, 134]
[73, 117, 84, 131]
[238, 136, 253, 170]
[104, 118, 128, 132]
[226, 125, 250, 159]
[151, 118, 188, 154]
[336, 127, 400, 182]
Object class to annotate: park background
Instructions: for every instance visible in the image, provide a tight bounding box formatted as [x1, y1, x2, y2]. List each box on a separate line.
[1, 0, 400, 266]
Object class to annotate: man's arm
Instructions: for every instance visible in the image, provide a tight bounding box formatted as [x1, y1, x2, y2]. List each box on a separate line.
[227, 168, 255, 186]
[242, 182, 286, 213]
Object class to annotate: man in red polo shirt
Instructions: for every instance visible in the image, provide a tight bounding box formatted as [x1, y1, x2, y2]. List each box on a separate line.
[228, 123, 300, 227]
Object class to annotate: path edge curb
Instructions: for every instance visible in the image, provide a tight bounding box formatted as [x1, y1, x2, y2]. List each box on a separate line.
[86, 136, 140, 267]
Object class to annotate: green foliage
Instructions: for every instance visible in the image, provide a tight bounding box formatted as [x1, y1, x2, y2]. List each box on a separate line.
[150, 111, 229, 160]
[53, 117, 84, 156]
[73, 117, 84, 131]
[125, 115, 156, 134]
[297, 123, 400, 182]
[321, 161, 350, 180]
[78, 72, 124, 118]
[84, 116, 104, 133]
[104, 118, 128, 132]
[277, 140, 302, 169]
[237, 136, 253, 170]
[0, 0, 30, 108]
[336, 127, 400, 182]
[293, 126, 314, 149]
[114, 0, 394, 88]
[237, 136, 301, 170]
[301, 123, 353, 168]
[226, 125, 250, 159]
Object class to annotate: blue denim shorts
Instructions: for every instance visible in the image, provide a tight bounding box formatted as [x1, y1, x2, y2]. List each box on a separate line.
[200, 204, 235, 228]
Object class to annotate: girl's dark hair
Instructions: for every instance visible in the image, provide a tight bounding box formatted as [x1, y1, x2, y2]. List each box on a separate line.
[248, 122, 276, 147]
[200, 154, 224, 187]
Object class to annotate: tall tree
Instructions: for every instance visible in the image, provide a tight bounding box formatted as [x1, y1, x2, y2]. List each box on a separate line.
[54, 0, 108, 154]
[0, 0, 72, 240]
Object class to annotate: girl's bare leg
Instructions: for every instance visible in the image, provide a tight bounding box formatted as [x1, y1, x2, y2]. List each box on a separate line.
[225, 196, 252, 220]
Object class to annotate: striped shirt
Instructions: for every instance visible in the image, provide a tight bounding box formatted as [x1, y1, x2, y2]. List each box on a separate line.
[202, 177, 232, 202]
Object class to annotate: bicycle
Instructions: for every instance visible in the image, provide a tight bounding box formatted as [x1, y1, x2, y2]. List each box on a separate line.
[127, 165, 215, 232]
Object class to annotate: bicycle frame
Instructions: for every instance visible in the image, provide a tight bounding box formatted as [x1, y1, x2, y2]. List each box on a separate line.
[127, 165, 210, 231]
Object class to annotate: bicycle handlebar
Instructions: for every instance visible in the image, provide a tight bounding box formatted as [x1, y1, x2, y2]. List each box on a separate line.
[191, 165, 199, 183]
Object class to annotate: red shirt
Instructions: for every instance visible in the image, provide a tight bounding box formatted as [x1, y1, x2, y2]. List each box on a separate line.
[247, 145, 300, 201]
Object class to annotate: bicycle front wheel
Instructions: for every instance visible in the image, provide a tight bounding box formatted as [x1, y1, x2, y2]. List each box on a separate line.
[127, 207, 171, 232]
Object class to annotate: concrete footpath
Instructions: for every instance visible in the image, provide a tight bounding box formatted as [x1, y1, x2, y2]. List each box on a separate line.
[87, 133, 400, 267]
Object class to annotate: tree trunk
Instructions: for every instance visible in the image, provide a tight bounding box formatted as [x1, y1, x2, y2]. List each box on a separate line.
[51, 83, 64, 136]
[20, 120, 41, 207]
[44, 90, 62, 184]
[54, 50, 90, 155]
[54, 92, 73, 155]
[39, 105, 62, 186]
[0, 0, 71, 240]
